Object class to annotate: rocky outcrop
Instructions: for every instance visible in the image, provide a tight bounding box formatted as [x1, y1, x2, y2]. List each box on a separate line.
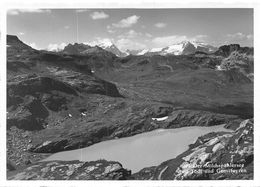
[7, 35, 35, 51]
[217, 51, 254, 81]
[8, 76, 78, 97]
[62, 43, 92, 55]
[62, 43, 117, 58]
[8, 160, 131, 180]
[214, 44, 253, 57]
[28, 109, 238, 153]
[7, 95, 49, 130]
[7, 35, 39, 63]
[133, 119, 253, 180]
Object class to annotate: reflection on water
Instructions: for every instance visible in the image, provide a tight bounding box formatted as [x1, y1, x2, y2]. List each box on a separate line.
[43, 125, 232, 173]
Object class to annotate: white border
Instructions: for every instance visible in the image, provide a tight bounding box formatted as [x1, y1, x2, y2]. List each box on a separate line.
[0, 0, 259, 187]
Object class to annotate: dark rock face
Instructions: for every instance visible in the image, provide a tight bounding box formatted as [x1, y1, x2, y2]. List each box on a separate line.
[8, 76, 78, 97]
[133, 119, 253, 180]
[215, 44, 253, 57]
[182, 42, 196, 55]
[7, 160, 131, 180]
[7, 110, 45, 131]
[7, 160, 16, 171]
[7, 95, 49, 131]
[63, 43, 92, 55]
[62, 43, 117, 58]
[7, 35, 38, 62]
[7, 35, 35, 51]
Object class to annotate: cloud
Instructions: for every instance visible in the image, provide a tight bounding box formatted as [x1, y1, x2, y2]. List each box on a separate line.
[18, 32, 25, 35]
[152, 35, 188, 47]
[191, 35, 208, 42]
[90, 11, 109, 20]
[112, 15, 140, 28]
[107, 16, 140, 33]
[47, 43, 67, 52]
[247, 34, 253, 39]
[227, 32, 253, 40]
[118, 29, 142, 39]
[116, 38, 146, 51]
[7, 9, 51, 15]
[85, 37, 145, 51]
[107, 25, 116, 33]
[154, 22, 167, 28]
[226, 32, 253, 43]
[75, 9, 89, 13]
[86, 37, 114, 46]
[64, 25, 70, 29]
[227, 32, 246, 39]
[145, 33, 152, 38]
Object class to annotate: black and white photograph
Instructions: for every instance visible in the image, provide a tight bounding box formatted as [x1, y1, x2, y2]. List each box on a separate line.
[1, 1, 259, 186]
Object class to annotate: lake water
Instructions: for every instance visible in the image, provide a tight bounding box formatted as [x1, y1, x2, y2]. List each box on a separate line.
[43, 125, 232, 173]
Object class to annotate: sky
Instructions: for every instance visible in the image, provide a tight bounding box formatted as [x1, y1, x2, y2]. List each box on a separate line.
[7, 8, 253, 51]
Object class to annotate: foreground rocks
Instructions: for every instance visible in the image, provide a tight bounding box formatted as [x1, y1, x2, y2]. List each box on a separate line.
[7, 119, 253, 180]
[8, 160, 131, 180]
[133, 119, 253, 180]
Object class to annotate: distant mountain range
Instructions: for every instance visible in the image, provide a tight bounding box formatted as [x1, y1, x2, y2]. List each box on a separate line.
[44, 40, 218, 57]
[12, 34, 249, 59]
[8, 35, 252, 60]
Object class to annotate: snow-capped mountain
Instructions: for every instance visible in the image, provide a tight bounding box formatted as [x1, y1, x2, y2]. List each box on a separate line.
[142, 41, 217, 56]
[63, 40, 217, 57]
[137, 49, 149, 55]
[90, 40, 128, 57]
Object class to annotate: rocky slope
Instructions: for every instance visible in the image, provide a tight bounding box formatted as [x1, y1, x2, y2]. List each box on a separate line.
[6, 35, 122, 168]
[133, 119, 253, 180]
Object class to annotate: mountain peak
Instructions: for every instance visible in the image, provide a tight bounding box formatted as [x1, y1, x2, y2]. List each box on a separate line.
[7, 34, 35, 52]
[7, 35, 20, 43]
[98, 40, 114, 48]
[91, 41, 127, 57]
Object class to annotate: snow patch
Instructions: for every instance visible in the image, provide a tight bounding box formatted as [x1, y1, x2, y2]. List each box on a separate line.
[150, 47, 163, 52]
[216, 65, 224, 71]
[152, 116, 168, 121]
[137, 49, 149, 55]
[164, 43, 185, 55]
